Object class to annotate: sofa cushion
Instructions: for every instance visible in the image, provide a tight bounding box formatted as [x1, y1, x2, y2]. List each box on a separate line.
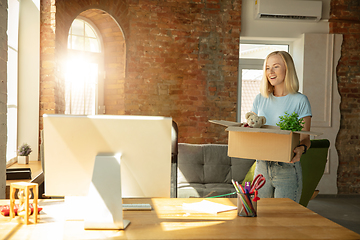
[177, 143, 204, 184]
[177, 143, 255, 198]
[203, 144, 231, 183]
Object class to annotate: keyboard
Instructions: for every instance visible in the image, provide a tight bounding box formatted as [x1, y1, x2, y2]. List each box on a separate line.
[122, 203, 152, 211]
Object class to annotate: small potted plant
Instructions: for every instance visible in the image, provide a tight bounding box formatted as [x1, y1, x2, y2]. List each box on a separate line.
[276, 112, 305, 131]
[17, 143, 32, 164]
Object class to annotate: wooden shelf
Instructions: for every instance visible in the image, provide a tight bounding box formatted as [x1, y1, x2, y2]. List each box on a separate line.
[6, 161, 43, 199]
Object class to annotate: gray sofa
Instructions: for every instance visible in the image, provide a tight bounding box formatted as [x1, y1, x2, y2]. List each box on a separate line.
[177, 143, 255, 198]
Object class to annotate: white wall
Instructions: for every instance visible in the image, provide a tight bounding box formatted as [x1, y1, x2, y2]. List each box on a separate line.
[241, 0, 330, 39]
[18, 0, 40, 161]
[302, 33, 342, 194]
[240, 0, 341, 194]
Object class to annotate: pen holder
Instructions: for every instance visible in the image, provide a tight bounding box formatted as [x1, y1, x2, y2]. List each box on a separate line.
[237, 193, 257, 217]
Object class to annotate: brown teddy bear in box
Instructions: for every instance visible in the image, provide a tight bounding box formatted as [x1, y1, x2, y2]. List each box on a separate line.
[242, 112, 266, 128]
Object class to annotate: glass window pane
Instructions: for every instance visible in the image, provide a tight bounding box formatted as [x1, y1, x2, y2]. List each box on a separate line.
[68, 18, 101, 53]
[67, 35, 72, 49]
[65, 61, 98, 115]
[240, 44, 288, 59]
[241, 69, 263, 122]
[71, 19, 84, 36]
[7, 108, 18, 161]
[85, 23, 96, 38]
[72, 35, 84, 51]
[7, 48, 18, 105]
[7, 0, 20, 162]
[7, 47, 18, 162]
[7, 0, 19, 49]
[85, 38, 100, 53]
[84, 63, 98, 115]
[66, 17, 102, 115]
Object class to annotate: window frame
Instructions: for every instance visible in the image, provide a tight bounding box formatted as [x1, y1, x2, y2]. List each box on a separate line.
[238, 39, 292, 122]
[237, 60, 264, 122]
[6, 0, 20, 163]
[68, 16, 103, 53]
[66, 16, 104, 115]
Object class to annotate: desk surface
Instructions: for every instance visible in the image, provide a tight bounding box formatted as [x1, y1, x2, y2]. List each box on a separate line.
[0, 198, 359, 240]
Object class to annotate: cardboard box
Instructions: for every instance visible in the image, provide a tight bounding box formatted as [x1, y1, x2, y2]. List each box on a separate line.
[210, 120, 321, 163]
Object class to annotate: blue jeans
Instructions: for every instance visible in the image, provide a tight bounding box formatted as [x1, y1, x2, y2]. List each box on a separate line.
[254, 160, 303, 203]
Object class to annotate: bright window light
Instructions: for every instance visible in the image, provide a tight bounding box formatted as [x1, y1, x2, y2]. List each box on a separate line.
[66, 17, 103, 115]
[240, 44, 288, 59]
[65, 58, 98, 115]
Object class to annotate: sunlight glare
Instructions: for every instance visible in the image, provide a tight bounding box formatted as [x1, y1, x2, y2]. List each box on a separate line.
[65, 56, 98, 115]
[161, 221, 225, 232]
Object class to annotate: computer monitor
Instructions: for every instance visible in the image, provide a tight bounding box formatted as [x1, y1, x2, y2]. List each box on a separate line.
[43, 114, 172, 198]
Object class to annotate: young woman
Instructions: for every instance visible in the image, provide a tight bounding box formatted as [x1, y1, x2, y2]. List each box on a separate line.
[251, 51, 312, 203]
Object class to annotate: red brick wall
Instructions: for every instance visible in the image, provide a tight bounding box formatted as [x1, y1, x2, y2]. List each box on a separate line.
[125, 0, 240, 143]
[40, 0, 57, 129]
[40, 0, 241, 144]
[330, 0, 360, 194]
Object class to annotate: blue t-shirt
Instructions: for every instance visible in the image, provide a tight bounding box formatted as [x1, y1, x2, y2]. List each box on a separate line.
[251, 93, 312, 126]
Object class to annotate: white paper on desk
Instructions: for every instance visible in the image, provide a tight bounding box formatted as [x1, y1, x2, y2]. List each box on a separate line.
[182, 200, 237, 214]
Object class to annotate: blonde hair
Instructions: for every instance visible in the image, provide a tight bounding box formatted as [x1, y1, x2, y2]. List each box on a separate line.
[260, 51, 299, 98]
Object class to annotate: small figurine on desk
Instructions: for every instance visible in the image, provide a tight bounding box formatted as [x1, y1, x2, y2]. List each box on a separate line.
[9, 182, 39, 224]
[17, 189, 32, 217]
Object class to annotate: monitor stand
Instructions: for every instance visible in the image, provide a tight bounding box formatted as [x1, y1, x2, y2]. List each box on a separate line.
[84, 154, 130, 230]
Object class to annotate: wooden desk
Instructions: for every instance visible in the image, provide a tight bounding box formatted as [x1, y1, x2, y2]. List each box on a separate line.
[6, 161, 44, 198]
[0, 198, 359, 240]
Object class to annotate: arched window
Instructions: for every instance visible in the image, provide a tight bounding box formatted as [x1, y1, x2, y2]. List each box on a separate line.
[65, 18, 104, 115]
[68, 18, 101, 53]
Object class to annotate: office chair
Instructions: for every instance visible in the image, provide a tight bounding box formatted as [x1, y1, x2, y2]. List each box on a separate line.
[299, 139, 330, 207]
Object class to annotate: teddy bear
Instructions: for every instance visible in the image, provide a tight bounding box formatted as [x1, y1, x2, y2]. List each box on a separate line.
[242, 112, 266, 128]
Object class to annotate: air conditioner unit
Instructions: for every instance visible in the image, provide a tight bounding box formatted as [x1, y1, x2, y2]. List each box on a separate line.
[254, 0, 322, 21]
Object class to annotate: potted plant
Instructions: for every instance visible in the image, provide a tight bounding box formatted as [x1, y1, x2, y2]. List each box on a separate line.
[17, 143, 32, 164]
[276, 112, 305, 131]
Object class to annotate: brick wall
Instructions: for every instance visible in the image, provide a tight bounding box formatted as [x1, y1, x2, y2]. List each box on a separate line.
[330, 0, 360, 194]
[125, 0, 240, 143]
[40, 0, 61, 131]
[41, 0, 241, 144]
[0, 0, 7, 198]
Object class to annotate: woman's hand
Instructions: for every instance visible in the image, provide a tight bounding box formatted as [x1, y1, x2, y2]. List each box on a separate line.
[291, 145, 305, 163]
[290, 116, 311, 163]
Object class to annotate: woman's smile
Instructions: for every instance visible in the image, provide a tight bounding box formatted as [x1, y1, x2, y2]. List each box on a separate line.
[266, 55, 286, 88]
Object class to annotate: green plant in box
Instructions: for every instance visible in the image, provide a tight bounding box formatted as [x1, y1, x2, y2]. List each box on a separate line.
[276, 112, 305, 131]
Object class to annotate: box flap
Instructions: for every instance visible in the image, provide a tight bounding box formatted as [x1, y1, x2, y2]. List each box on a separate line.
[226, 125, 291, 135]
[293, 130, 322, 136]
[209, 120, 242, 127]
[210, 120, 322, 136]
[226, 125, 322, 136]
